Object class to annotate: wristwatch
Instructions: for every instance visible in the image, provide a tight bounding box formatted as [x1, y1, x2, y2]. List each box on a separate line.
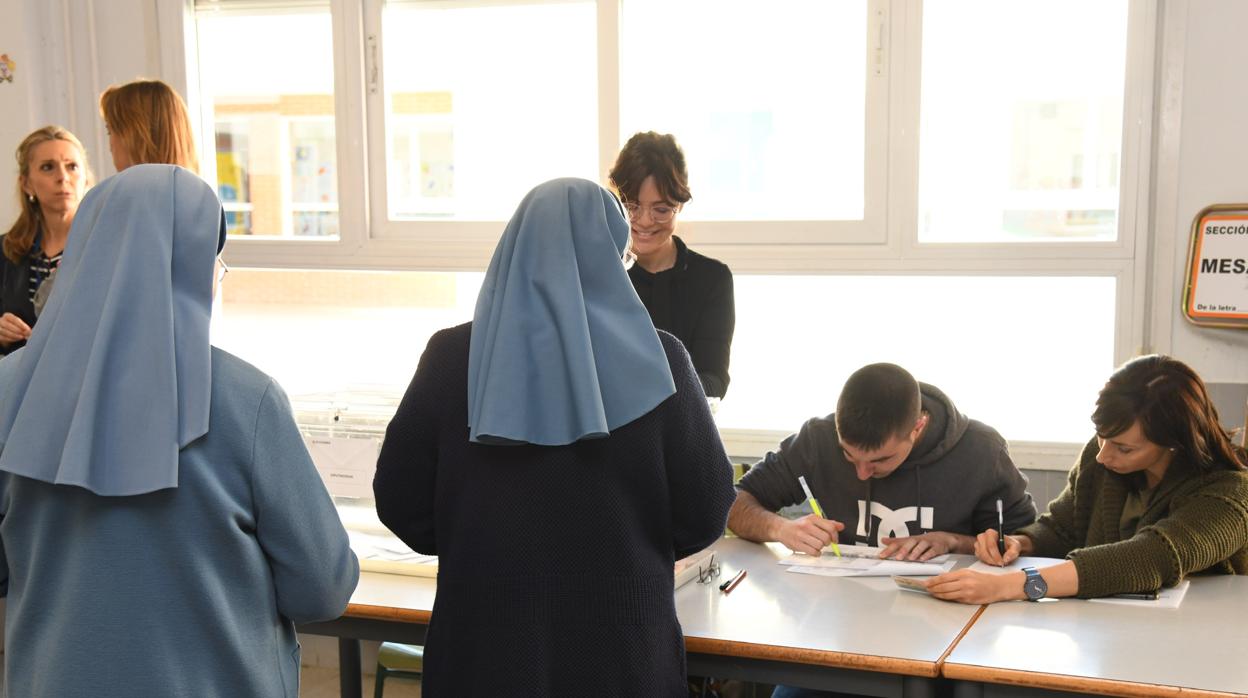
[1022, 566, 1048, 601]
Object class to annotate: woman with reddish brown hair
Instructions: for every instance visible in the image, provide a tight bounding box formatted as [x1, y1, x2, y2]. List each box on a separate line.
[99, 78, 199, 173]
[0, 126, 93, 353]
[927, 354, 1248, 604]
[609, 132, 735, 399]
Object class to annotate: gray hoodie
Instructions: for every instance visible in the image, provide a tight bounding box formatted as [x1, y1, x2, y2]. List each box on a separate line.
[737, 383, 1036, 545]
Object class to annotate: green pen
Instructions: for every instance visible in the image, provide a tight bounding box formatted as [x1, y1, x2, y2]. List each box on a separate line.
[798, 475, 841, 558]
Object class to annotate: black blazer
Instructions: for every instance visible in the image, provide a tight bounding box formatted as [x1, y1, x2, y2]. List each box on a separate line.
[0, 236, 38, 355]
[628, 236, 735, 398]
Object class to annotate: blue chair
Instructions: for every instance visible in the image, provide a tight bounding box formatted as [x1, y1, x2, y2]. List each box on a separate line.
[373, 642, 423, 697]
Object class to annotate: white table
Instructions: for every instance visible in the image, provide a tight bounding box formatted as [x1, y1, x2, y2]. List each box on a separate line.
[304, 537, 984, 698]
[943, 575, 1248, 698]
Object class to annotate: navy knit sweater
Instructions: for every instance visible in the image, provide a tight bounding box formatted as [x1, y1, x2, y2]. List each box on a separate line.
[375, 323, 735, 697]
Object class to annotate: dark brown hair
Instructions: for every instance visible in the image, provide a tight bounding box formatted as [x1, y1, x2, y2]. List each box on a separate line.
[835, 363, 922, 450]
[100, 79, 199, 173]
[608, 131, 691, 205]
[6, 126, 93, 264]
[1093, 355, 1246, 471]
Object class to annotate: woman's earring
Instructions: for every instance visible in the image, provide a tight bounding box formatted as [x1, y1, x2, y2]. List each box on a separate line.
[27, 194, 35, 203]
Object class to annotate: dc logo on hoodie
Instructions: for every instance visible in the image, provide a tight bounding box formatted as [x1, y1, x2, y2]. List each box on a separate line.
[856, 501, 934, 540]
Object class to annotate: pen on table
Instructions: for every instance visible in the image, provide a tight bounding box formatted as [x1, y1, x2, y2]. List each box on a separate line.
[798, 475, 841, 558]
[1111, 591, 1160, 601]
[996, 498, 1006, 558]
[720, 569, 747, 594]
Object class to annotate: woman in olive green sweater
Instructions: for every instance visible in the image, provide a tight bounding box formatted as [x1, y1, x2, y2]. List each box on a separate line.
[927, 355, 1248, 603]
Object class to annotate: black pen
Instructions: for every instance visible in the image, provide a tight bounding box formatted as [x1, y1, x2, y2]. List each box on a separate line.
[996, 499, 1006, 557]
[720, 569, 747, 594]
[1111, 591, 1160, 600]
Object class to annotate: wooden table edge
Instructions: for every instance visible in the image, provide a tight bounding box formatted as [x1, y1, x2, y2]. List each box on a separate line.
[942, 663, 1247, 698]
[684, 636, 939, 678]
[345, 603, 432, 624]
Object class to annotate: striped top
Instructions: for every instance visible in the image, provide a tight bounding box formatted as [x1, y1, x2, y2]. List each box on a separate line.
[27, 252, 61, 303]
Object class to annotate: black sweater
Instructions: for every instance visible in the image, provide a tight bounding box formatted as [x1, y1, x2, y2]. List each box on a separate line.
[374, 323, 735, 698]
[628, 236, 735, 398]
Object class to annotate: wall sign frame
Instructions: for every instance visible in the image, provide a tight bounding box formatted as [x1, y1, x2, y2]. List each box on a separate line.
[1182, 203, 1248, 329]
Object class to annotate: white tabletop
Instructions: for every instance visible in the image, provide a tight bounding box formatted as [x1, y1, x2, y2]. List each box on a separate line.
[943, 575, 1248, 696]
[676, 538, 982, 676]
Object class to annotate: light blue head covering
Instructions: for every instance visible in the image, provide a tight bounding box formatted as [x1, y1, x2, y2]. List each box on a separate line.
[0, 164, 223, 496]
[468, 177, 676, 446]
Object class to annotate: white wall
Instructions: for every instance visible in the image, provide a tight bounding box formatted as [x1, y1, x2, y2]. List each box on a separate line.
[1, 0, 170, 190]
[1150, 0, 1248, 382]
[0, 0, 38, 229]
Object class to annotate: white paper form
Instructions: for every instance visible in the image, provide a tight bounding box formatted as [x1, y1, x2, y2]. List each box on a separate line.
[348, 530, 438, 578]
[782, 555, 956, 578]
[1088, 580, 1189, 609]
[966, 556, 1068, 574]
[810, 544, 951, 564]
[305, 435, 380, 499]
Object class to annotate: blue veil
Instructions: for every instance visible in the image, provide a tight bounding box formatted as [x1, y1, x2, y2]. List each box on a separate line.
[467, 178, 676, 445]
[0, 165, 223, 495]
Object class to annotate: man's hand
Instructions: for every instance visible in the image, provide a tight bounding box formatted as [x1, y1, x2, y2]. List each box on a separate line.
[974, 530, 1025, 566]
[926, 569, 1023, 605]
[0, 312, 32, 346]
[775, 515, 844, 557]
[878, 531, 968, 561]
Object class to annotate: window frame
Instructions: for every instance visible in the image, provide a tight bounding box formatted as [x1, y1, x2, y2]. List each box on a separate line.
[183, 0, 1158, 468]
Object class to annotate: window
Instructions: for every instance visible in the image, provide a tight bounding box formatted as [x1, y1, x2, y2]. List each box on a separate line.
[195, 4, 339, 239]
[378, 0, 599, 222]
[187, 0, 1155, 457]
[719, 274, 1116, 444]
[620, 0, 867, 222]
[918, 0, 1130, 243]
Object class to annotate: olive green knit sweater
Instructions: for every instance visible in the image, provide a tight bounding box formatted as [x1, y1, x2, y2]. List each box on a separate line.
[1018, 437, 1248, 598]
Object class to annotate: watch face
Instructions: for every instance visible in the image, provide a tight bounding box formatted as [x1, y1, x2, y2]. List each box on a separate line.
[1023, 568, 1048, 600]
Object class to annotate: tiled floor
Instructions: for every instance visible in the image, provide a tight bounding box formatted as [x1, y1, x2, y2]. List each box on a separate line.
[300, 666, 422, 697]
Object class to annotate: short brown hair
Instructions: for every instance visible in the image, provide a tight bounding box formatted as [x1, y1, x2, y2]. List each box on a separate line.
[835, 364, 922, 450]
[1093, 355, 1246, 471]
[6, 126, 93, 264]
[100, 79, 199, 173]
[608, 131, 691, 205]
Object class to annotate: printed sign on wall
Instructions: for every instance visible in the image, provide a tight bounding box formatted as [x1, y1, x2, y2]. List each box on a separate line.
[1183, 204, 1248, 329]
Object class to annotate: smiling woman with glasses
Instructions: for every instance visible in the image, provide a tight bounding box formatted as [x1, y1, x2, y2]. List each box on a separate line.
[608, 131, 736, 399]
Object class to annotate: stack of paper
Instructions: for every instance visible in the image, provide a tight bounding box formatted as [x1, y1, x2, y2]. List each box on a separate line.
[780, 552, 956, 578]
[349, 530, 438, 578]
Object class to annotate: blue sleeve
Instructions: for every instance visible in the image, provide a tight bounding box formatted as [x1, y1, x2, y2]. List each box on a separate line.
[0, 478, 7, 597]
[661, 336, 735, 560]
[374, 335, 441, 555]
[251, 379, 359, 623]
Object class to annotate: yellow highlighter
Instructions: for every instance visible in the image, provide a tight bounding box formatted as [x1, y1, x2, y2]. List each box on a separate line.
[798, 475, 841, 558]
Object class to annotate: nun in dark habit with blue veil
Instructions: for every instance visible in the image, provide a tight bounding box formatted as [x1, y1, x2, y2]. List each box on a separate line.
[375, 177, 735, 697]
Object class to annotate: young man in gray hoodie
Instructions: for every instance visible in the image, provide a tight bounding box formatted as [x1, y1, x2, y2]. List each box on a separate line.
[730, 363, 1036, 560]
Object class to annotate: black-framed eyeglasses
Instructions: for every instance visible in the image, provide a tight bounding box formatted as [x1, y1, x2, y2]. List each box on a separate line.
[696, 553, 722, 584]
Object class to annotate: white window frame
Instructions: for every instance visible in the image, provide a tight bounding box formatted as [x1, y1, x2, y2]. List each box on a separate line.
[180, 0, 1158, 469]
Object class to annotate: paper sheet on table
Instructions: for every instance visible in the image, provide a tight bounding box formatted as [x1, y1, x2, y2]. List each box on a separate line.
[1088, 580, 1189, 609]
[967, 557, 1067, 574]
[349, 530, 438, 577]
[783, 556, 955, 577]
[783, 546, 948, 569]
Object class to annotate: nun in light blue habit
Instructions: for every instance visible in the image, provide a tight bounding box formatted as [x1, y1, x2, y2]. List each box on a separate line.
[375, 178, 735, 697]
[0, 164, 358, 698]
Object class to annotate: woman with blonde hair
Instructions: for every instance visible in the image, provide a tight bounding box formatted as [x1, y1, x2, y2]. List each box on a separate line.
[99, 78, 199, 172]
[1, 125, 92, 353]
